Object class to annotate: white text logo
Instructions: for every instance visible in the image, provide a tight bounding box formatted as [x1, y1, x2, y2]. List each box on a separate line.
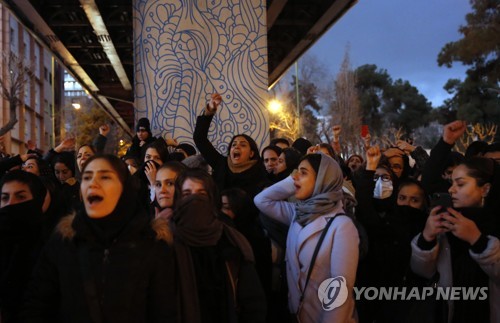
[353, 287, 488, 301]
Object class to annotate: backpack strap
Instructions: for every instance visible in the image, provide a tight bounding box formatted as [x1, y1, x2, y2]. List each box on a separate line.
[299, 214, 343, 303]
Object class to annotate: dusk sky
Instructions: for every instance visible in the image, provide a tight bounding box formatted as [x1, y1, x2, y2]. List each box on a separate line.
[305, 0, 472, 107]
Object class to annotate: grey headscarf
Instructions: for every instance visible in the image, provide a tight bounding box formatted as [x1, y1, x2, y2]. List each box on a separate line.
[295, 154, 345, 226]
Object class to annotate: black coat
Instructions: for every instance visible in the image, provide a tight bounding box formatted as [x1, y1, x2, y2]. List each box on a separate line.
[22, 212, 176, 323]
[354, 168, 427, 323]
[0, 201, 44, 322]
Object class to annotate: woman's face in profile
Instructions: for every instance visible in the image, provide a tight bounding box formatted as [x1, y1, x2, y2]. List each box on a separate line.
[292, 160, 316, 200]
[274, 152, 287, 175]
[448, 165, 489, 208]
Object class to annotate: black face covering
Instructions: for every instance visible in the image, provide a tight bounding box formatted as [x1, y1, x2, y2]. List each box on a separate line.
[392, 205, 428, 236]
[0, 200, 44, 243]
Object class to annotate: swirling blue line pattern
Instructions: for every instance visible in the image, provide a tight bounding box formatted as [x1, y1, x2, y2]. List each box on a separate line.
[133, 0, 269, 155]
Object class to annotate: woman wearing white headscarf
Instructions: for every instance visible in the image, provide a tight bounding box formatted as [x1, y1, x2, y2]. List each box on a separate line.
[255, 153, 359, 323]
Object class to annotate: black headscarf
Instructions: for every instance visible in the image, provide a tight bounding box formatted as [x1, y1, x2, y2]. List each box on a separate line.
[172, 194, 254, 323]
[77, 175, 143, 247]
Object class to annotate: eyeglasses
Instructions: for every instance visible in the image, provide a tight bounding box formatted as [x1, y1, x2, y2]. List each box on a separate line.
[373, 174, 391, 182]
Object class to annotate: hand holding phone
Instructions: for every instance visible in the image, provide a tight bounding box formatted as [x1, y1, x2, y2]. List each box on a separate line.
[430, 192, 453, 210]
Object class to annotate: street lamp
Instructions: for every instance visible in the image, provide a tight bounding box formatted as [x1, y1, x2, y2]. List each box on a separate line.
[268, 99, 283, 114]
[71, 99, 81, 110]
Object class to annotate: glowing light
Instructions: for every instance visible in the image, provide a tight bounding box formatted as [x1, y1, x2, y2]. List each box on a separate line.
[268, 100, 283, 114]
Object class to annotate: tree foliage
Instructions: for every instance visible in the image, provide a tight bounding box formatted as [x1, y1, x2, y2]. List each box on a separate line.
[355, 64, 432, 136]
[269, 55, 325, 143]
[73, 104, 125, 155]
[383, 79, 432, 133]
[438, 0, 500, 84]
[436, 0, 500, 129]
[355, 64, 391, 135]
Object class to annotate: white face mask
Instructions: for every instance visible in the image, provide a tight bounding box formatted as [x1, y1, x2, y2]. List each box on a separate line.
[373, 178, 393, 199]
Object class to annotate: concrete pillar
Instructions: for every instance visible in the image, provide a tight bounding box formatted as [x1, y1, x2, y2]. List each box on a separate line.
[133, 0, 269, 154]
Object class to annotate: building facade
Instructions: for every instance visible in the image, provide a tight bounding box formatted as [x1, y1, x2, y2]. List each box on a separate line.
[0, 5, 64, 155]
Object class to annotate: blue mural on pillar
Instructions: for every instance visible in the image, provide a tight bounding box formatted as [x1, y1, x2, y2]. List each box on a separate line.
[133, 0, 269, 155]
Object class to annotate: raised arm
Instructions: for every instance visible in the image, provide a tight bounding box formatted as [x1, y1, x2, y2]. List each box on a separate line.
[93, 124, 110, 154]
[421, 120, 466, 195]
[193, 93, 225, 169]
[254, 176, 296, 225]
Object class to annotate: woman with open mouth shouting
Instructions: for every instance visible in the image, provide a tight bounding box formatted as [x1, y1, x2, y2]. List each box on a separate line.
[23, 155, 177, 322]
[193, 93, 272, 301]
[255, 153, 359, 322]
[193, 93, 269, 202]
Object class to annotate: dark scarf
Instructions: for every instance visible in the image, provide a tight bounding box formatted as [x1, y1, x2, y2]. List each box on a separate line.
[172, 194, 254, 323]
[0, 200, 44, 319]
[447, 207, 493, 323]
[0, 200, 44, 243]
[76, 176, 142, 247]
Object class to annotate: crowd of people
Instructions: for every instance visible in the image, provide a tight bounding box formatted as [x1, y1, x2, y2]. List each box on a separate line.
[0, 93, 499, 323]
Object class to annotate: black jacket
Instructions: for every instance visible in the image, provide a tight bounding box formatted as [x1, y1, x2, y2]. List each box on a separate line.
[0, 201, 44, 322]
[23, 212, 176, 323]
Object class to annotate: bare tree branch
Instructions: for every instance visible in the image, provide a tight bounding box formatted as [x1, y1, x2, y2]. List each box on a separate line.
[0, 51, 34, 136]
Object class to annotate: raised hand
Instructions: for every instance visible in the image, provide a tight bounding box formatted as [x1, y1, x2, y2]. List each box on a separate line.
[306, 145, 320, 155]
[206, 93, 222, 115]
[165, 137, 179, 147]
[26, 139, 37, 151]
[144, 161, 158, 186]
[365, 145, 381, 171]
[396, 139, 416, 154]
[362, 134, 372, 150]
[55, 138, 76, 153]
[443, 120, 466, 145]
[99, 124, 110, 137]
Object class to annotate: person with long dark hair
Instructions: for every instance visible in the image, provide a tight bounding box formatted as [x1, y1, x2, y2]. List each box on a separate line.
[412, 157, 499, 322]
[193, 93, 269, 200]
[153, 161, 187, 220]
